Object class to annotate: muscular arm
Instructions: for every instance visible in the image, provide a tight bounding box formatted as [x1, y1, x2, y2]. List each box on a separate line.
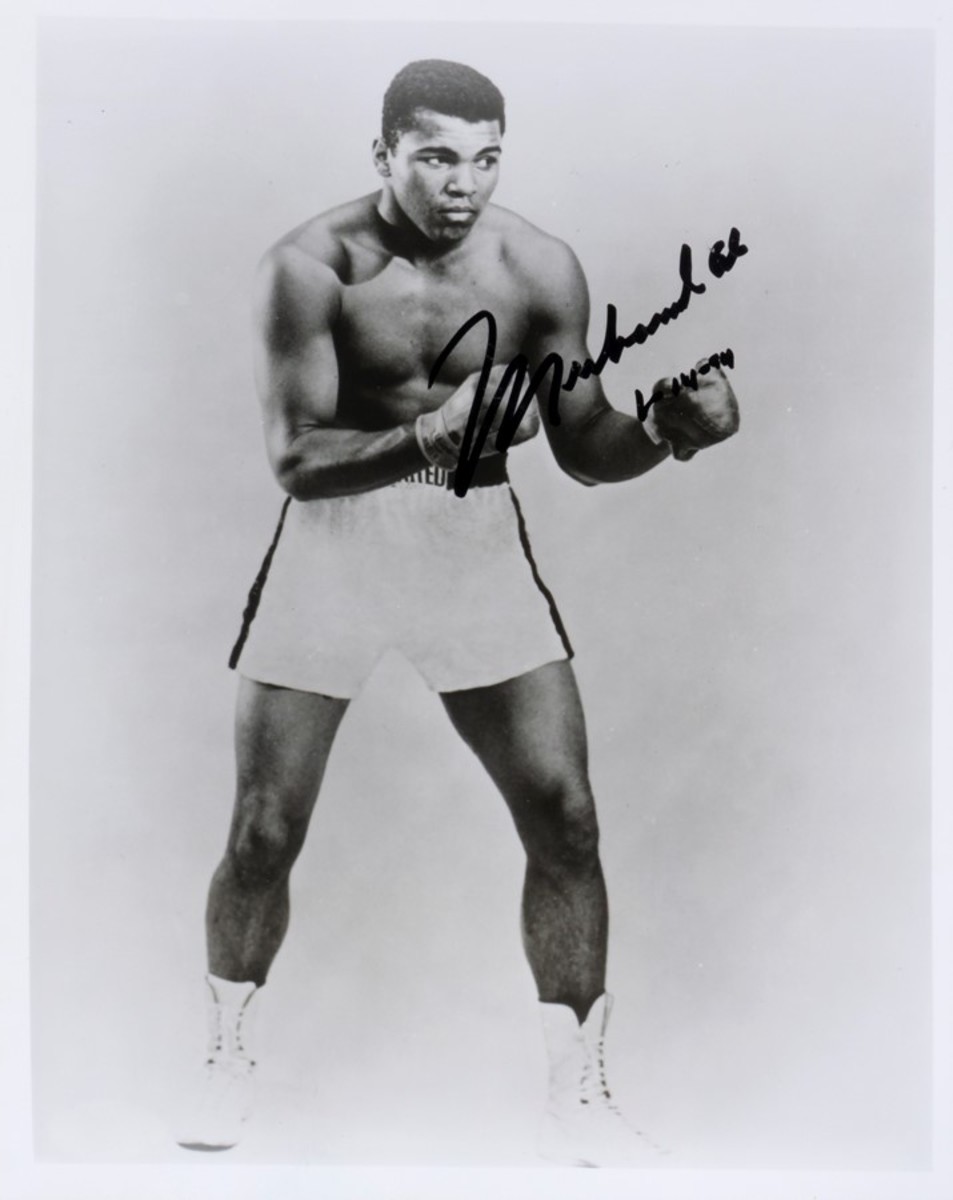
[253, 244, 426, 500]
[525, 242, 670, 485]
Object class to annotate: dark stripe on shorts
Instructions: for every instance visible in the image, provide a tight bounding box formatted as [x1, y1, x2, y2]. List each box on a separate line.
[507, 486, 574, 660]
[228, 497, 292, 670]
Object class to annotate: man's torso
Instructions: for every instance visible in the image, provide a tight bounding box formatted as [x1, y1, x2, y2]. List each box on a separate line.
[275, 194, 549, 430]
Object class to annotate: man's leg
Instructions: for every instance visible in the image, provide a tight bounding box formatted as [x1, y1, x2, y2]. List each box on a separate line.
[207, 676, 349, 984]
[441, 659, 663, 1166]
[179, 677, 348, 1151]
[440, 659, 606, 1023]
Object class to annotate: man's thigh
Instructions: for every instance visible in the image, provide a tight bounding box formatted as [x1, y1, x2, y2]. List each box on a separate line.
[440, 660, 591, 799]
[234, 676, 349, 814]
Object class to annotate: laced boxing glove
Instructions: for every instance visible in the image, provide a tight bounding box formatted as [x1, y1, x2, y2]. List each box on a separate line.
[642, 361, 740, 461]
[415, 364, 540, 471]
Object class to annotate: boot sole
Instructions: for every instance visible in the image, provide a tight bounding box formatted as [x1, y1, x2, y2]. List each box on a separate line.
[177, 1141, 238, 1152]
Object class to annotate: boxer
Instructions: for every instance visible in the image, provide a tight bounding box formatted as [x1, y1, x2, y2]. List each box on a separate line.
[178, 58, 739, 1165]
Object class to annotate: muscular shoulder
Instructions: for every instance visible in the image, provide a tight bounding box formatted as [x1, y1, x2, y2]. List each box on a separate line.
[254, 196, 381, 345]
[257, 194, 380, 295]
[269, 193, 378, 265]
[487, 206, 589, 328]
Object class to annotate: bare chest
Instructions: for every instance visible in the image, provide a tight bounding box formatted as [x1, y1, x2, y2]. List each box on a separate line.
[336, 253, 531, 400]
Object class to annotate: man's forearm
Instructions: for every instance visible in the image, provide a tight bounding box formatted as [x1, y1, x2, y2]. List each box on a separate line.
[557, 407, 671, 484]
[274, 422, 427, 500]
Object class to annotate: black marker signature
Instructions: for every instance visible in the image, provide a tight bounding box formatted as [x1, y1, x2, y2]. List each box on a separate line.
[563, 226, 747, 394]
[561, 244, 706, 394]
[428, 228, 748, 496]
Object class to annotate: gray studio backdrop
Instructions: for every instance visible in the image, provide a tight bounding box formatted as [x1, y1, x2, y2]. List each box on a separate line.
[31, 20, 933, 1167]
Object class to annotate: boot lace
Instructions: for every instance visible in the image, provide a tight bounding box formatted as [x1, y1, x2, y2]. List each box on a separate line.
[579, 1037, 622, 1114]
[206, 997, 255, 1067]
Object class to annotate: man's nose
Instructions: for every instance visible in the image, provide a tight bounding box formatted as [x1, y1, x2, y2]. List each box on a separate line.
[446, 165, 477, 194]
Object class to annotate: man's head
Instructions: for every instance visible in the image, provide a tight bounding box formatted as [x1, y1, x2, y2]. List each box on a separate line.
[374, 60, 506, 244]
[380, 59, 506, 150]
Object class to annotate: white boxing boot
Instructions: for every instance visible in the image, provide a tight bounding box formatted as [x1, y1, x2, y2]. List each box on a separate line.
[538, 993, 667, 1167]
[176, 975, 258, 1151]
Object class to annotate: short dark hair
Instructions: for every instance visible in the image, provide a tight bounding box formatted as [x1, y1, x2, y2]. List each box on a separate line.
[381, 59, 506, 149]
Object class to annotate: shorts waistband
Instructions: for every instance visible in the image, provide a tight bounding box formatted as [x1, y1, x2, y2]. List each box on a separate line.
[397, 454, 510, 491]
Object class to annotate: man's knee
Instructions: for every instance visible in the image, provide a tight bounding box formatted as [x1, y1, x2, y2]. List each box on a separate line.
[520, 776, 601, 872]
[227, 788, 310, 886]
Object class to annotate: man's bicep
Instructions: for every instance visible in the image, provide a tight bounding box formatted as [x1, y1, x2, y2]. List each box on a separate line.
[255, 327, 340, 432]
[526, 255, 612, 448]
[252, 248, 342, 460]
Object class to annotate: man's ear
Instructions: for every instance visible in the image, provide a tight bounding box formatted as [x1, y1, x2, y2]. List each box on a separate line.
[372, 137, 391, 178]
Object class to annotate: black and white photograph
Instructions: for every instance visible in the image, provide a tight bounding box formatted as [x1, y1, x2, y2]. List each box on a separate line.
[2, 4, 951, 1199]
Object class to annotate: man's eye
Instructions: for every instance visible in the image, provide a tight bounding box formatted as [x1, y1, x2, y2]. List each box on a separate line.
[421, 157, 448, 167]
[476, 159, 499, 171]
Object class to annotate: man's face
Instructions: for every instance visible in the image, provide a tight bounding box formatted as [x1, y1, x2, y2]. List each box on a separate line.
[377, 109, 502, 244]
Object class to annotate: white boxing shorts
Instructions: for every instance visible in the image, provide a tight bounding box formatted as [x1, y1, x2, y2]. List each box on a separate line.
[229, 458, 573, 698]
